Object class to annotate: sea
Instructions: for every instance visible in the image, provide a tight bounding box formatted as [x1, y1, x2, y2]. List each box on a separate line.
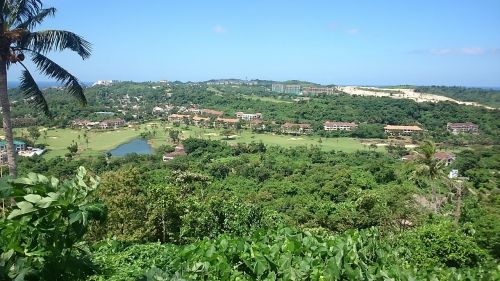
[7, 81, 92, 89]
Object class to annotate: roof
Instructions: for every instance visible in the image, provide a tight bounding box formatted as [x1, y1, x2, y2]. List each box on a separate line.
[193, 116, 210, 121]
[324, 121, 357, 127]
[384, 125, 422, 131]
[0, 140, 26, 146]
[163, 151, 186, 158]
[169, 114, 190, 118]
[216, 118, 240, 123]
[201, 109, 224, 115]
[402, 152, 455, 161]
[434, 152, 455, 160]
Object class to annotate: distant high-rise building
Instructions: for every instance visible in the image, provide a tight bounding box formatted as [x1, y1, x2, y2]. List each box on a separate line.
[272, 83, 284, 93]
[284, 85, 301, 94]
[92, 80, 119, 87]
[272, 83, 300, 94]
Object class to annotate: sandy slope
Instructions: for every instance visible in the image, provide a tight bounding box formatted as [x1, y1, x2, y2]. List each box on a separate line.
[336, 86, 495, 109]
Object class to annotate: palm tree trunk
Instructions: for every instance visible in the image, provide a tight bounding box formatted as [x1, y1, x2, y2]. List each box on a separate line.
[454, 181, 463, 224]
[0, 60, 17, 177]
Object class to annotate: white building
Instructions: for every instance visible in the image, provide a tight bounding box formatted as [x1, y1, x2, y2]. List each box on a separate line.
[235, 112, 262, 121]
[92, 80, 119, 87]
[324, 121, 358, 131]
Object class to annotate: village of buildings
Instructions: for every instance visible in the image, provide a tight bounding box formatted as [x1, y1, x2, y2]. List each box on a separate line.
[67, 101, 479, 168]
[1, 80, 481, 167]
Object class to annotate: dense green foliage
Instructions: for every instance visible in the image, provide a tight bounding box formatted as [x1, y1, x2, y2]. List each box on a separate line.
[89, 227, 498, 281]
[0, 167, 104, 280]
[414, 86, 500, 108]
[2, 81, 500, 280]
[1, 138, 498, 280]
[6, 82, 500, 144]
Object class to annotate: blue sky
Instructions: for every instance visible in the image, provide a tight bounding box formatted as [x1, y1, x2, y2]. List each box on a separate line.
[9, 0, 500, 86]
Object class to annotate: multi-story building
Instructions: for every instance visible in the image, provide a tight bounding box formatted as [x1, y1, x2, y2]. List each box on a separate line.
[0, 140, 27, 152]
[192, 116, 210, 126]
[272, 84, 301, 94]
[214, 117, 240, 128]
[201, 109, 224, 116]
[99, 118, 126, 130]
[324, 121, 358, 131]
[281, 123, 313, 135]
[168, 114, 191, 123]
[235, 112, 263, 121]
[92, 80, 119, 86]
[271, 84, 284, 93]
[302, 86, 337, 95]
[384, 125, 423, 136]
[446, 122, 479, 134]
[284, 85, 301, 94]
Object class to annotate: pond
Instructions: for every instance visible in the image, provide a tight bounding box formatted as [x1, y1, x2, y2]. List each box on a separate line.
[109, 138, 152, 156]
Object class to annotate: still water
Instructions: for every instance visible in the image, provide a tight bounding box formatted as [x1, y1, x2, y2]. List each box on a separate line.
[109, 139, 152, 156]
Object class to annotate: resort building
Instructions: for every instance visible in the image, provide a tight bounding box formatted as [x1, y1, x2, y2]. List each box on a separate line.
[192, 116, 210, 126]
[434, 152, 456, 166]
[215, 117, 240, 128]
[152, 106, 165, 114]
[201, 109, 224, 116]
[324, 121, 358, 131]
[402, 151, 455, 167]
[235, 112, 263, 121]
[281, 123, 313, 135]
[163, 144, 186, 161]
[384, 125, 423, 136]
[271, 84, 301, 94]
[271, 84, 284, 93]
[447, 122, 479, 134]
[168, 114, 191, 123]
[99, 118, 126, 130]
[72, 119, 100, 129]
[0, 140, 27, 152]
[302, 86, 337, 95]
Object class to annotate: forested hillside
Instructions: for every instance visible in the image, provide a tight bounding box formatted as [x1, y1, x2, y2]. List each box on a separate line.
[414, 86, 500, 108]
[7, 83, 500, 144]
[2, 139, 499, 280]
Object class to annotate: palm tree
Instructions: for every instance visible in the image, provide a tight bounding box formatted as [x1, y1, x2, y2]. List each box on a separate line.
[0, 0, 91, 176]
[411, 140, 447, 213]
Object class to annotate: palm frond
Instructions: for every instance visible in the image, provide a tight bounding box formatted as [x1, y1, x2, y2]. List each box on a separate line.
[6, 0, 42, 26]
[30, 52, 87, 106]
[19, 68, 50, 115]
[15, 7, 56, 29]
[19, 30, 92, 59]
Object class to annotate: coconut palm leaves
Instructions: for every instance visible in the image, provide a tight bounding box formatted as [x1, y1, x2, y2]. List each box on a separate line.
[411, 140, 448, 213]
[0, 0, 91, 175]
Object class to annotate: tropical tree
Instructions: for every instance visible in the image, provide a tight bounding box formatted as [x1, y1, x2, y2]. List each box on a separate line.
[411, 140, 447, 213]
[0, 0, 91, 176]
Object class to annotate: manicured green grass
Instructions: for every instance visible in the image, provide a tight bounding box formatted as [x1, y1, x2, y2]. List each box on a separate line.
[7, 123, 383, 159]
[179, 126, 383, 152]
[14, 126, 148, 159]
[241, 95, 293, 104]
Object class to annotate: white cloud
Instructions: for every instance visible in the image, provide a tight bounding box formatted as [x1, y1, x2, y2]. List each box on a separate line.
[430, 48, 453, 55]
[346, 28, 359, 35]
[460, 47, 485, 55]
[213, 24, 226, 34]
[411, 47, 498, 56]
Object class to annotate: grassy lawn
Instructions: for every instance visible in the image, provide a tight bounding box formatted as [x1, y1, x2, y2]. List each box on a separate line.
[179, 126, 383, 152]
[7, 123, 383, 159]
[241, 95, 293, 104]
[13, 126, 147, 159]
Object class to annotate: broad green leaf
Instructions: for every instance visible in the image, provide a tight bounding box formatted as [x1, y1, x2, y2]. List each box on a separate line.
[23, 194, 42, 204]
